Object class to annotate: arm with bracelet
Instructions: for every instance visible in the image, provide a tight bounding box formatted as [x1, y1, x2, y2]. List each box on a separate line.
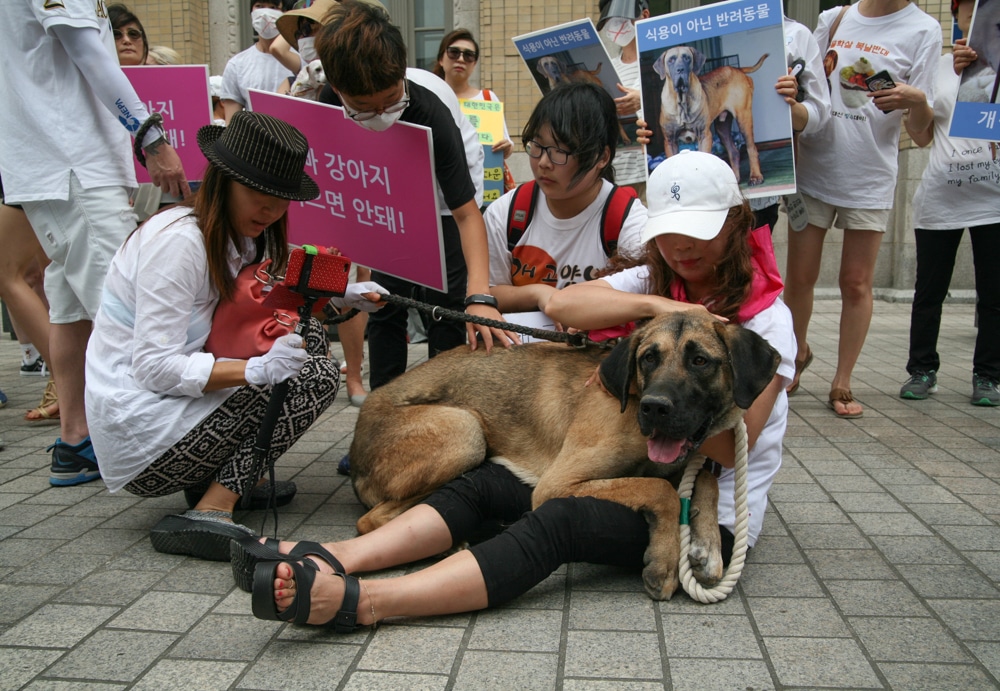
[51, 24, 190, 198]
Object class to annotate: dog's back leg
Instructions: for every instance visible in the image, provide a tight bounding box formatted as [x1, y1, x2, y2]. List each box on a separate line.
[351, 405, 487, 534]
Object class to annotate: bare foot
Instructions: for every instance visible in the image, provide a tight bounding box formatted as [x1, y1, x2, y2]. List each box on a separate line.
[256, 538, 343, 574]
[273, 562, 372, 625]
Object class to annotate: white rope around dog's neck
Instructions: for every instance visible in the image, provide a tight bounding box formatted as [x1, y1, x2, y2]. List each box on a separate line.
[677, 418, 749, 603]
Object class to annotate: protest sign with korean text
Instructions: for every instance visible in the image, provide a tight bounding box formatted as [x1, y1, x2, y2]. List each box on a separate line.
[949, 0, 1000, 140]
[513, 18, 640, 150]
[122, 65, 212, 183]
[460, 98, 505, 204]
[250, 90, 445, 292]
[636, 0, 793, 198]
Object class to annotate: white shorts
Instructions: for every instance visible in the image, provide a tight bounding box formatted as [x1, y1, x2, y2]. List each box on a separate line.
[800, 193, 891, 233]
[22, 173, 136, 323]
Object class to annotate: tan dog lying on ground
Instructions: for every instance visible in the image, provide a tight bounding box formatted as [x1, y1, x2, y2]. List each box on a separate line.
[348, 311, 779, 600]
[653, 46, 768, 185]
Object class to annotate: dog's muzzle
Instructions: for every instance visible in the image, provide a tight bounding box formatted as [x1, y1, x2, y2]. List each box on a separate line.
[638, 394, 712, 465]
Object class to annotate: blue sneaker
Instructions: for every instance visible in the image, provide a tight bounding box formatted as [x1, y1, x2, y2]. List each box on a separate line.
[48, 436, 101, 486]
[337, 454, 351, 476]
[0, 388, 7, 408]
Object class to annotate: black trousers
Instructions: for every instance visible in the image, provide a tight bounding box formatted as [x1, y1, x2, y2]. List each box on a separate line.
[368, 215, 467, 389]
[907, 225, 1000, 381]
[423, 462, 734, 607]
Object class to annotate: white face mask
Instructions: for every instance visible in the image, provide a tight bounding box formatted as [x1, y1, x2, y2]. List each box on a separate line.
[350, 109, 404, 132]
[297, 36, 317, 64]
[251, 8, 282, 40]
[602, 18, 636, 47]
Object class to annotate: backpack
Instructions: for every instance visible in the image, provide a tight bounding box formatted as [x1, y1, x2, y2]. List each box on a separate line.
[505, 181, 638, 257]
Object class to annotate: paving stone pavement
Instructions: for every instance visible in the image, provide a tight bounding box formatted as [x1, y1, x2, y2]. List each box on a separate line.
[0, 299, 998, 690]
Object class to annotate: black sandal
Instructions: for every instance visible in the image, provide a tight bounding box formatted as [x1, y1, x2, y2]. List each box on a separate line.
[230, 536, 346, 592]
[251, 560, 360, 632]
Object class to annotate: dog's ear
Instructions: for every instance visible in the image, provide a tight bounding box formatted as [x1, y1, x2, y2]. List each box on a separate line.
[692, 48, 707, 74]
[652, 51, 668, 80]
[536, 60, 545, 75]
[599, 334, 638, 414]
[716, 322, 780, 409]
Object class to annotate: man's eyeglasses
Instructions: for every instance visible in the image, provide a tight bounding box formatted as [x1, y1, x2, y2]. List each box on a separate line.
[344, 81, 410, 122]
[113, 28, 143, 42]
[525, 141, 572, 165]
[445, 46, 478, 63]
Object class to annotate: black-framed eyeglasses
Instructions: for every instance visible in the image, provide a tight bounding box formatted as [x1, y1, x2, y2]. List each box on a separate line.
[445, 46, 478, 63]
[525, 141, 572, 165]
[344, 81, 410, 122]
[113, 28, 144, 42]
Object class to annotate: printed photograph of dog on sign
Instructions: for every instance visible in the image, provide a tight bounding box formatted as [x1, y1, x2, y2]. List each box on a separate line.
[513, 18, 641, 150]
[636, 0, 794, 198]
[949, 0, 1000, 140]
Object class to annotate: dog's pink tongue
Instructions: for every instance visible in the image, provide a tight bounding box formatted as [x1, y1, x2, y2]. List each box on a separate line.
[647, 437, 684, 464]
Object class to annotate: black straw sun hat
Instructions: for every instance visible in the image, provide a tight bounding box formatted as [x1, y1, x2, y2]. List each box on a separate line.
[197, 112, 320, 201]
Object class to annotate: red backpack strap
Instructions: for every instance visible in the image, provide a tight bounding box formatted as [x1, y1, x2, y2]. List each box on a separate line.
[482, 89, 493, 101]
[506, 181, 540, 252]
[599, 184, 639, 256]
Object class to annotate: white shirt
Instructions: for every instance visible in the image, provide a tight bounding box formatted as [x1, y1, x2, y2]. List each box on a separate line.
[797, 3, 941, 209]
[221, 44, 296, 108]
[0, 0, 135, 202]
[485, 180, 646, 341]
[601, 265, 796, 546]
[911, 54, 1000, 230]
[407, 68, 485, 208]
[610, 55, 648, 187]
[85, 207, 255, 492]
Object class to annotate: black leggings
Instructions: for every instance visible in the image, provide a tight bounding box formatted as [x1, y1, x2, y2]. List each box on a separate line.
[422, 462, 734, 607]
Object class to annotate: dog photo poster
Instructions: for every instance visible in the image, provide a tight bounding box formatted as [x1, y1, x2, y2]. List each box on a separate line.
[513, 18, 641, 150]
[949, 0, 1000, 140]
[635, 0, 793, 198]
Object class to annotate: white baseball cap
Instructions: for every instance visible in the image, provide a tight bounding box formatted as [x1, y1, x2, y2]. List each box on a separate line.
[641, 151, 744, 244]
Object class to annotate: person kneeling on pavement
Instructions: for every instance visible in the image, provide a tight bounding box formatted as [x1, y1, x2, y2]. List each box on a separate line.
[84, 112, 385, 560]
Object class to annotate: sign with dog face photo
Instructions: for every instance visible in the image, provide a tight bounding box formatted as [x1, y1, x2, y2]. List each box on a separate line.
[949, 0, 1000, 140]
[513, 18, 641, 151]
[635, 0, 793, 198]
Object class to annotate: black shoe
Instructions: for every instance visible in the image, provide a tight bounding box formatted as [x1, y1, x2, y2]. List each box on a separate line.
[149, 510, 256, 561]
[184, 480, 297, 510]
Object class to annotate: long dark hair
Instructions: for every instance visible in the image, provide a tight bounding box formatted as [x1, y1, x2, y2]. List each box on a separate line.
[522, 81, 619, 188]
[107, 3, 149, 64]
[432, 28, 479, 79]
[602, 202, 756, 322]
[183, 165, 289, 301]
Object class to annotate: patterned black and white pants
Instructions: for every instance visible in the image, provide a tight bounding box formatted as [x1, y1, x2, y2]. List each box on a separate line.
[124, 320, 339, 498]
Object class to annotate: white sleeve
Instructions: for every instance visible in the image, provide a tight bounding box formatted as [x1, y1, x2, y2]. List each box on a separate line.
[791, 24, 831, 136]
[907, 26, 942, 107]
[50, 23, 162, 147]
[616, 198, 648, 260]
[220, 57, 245, 105]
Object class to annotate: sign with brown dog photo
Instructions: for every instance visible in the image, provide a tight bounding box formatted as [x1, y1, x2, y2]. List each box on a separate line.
[513, 18, 641, 151]
[636, 0, 793, 198]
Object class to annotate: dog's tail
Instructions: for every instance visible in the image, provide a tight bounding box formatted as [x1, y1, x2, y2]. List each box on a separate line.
[740, 54, 769, 74]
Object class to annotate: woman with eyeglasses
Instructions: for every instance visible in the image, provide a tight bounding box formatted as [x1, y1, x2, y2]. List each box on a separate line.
[433, 29, 514, 161]
[483, 80, 647, 339]
[107, 4, 147, 67]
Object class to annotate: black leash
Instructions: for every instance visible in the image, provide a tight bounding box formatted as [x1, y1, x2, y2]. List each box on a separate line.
[325, 293, 615, 350]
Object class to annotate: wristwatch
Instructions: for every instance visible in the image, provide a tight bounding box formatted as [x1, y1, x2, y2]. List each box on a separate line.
[464, 293, 498, 309]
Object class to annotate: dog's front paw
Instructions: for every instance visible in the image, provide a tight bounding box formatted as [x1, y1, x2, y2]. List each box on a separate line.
[748, 173, 764, 186]
[642, 547, 679, 600]
[689, 538, 723, 587]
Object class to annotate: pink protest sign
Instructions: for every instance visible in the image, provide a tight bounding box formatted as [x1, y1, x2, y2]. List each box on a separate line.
[122, 65, 212, 183]
[250, 89, 445, 292]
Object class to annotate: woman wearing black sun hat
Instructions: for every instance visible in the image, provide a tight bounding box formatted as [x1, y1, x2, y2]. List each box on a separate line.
[84, 112, 386, 560]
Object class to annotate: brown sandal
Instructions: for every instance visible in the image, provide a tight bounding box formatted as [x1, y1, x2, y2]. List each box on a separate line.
[828, 388, 863, 419]
[787, 345, 813, 396]
[24, 378, 60, 425]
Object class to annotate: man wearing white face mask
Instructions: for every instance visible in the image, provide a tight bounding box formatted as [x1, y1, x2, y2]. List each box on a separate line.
[220, 0, 297, 123]
[597, 0, 651, 200]
[316, 0, 518, 394]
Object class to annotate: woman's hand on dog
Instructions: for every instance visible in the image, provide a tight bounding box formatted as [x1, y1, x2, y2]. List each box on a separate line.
[465, 303, 521, 351]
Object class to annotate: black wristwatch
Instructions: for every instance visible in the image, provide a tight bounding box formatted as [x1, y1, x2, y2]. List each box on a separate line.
[464, 293, 498, 309]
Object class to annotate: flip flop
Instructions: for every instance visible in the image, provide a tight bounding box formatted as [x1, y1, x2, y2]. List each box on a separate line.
[24, 379, 60, 425]
[251, 559, 361, 632]
[786, 345, 813, 396]
[828, 388, 863, 419]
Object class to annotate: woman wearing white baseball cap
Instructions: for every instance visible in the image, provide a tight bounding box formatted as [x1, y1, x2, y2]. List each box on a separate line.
[548, 150, 796, 554]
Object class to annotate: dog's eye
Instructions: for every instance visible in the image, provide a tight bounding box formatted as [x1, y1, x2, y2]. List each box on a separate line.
[691, 355, 708, 367]
[641, 350, 658, 367]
